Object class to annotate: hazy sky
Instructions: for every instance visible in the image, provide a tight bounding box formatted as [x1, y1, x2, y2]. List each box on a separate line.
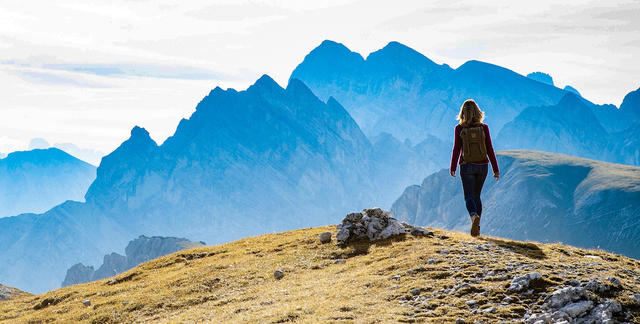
[1, 0, 638, 158]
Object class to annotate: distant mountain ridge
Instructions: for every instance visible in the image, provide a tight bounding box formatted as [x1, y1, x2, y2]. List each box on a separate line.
[0, 148, 96, 218]
[290, 40, 572, 143]
[391, 150, 640, 259]
[290, 40, 639, 166]
[497, 89, 640, 165]
[62, 235, 205, 287]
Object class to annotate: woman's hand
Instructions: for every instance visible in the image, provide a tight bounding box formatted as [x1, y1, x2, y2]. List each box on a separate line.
[450, 170, 456, 177]
[494, 172, 500, 180]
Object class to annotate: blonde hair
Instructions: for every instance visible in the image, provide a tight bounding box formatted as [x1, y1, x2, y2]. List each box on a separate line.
[457, 99, 485, 127]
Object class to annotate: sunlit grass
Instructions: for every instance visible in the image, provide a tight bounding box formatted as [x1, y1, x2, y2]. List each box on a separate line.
[1, 225, 639, 323]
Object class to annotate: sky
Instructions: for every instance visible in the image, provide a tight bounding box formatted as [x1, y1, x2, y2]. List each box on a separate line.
[1, 0, 639, 162]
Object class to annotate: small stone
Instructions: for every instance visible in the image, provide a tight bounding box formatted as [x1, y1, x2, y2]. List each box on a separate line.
[560, 300, 593, 318]
[502, 296, 513, 304]
[319, 232, 332, 244]
[569, 279, 580, 287]
[391, 275, 401, 280]
[481, 306, 495, 313]
[107, 278, 117, 285]
[83, 299, 91, 307]
[427, 259, 437, 264]
[438, 249, 450, 255]
[409, 288, 421, 296]
[334, 259, 346, 264]
[466, 300, 477, 306]
[508, 272, 541, 292]
[630, 294, 640, 304]
[607, 277, 622, 287]
[455, 319, 466, 324]
[274, 269, 284, 280]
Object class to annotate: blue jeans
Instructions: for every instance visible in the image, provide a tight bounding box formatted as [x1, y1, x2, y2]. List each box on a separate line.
[460, 163, 488, 216]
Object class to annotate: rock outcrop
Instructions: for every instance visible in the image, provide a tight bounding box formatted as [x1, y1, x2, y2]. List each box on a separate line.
[526, 72, 554, 86]
[524, 278, 624, 323]
[336, 207, 433, 245]
[62, 235, 204, 287]
[0, 283, 29, 301]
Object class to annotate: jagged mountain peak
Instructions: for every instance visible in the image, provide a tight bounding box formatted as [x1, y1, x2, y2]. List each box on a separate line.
[116, 126, 157, 154]
[564, 85, 581, 97]
[84, 125, 157, 204]
[130, 126, 151, 141]
[285, 78, 318, 99]
[526, 72, 554, 86]
[620, 87, 640, 113]
[311, 40, 364, 60]
[289, 41, 365, 84]
[558, 92, 586, 107]
[456, 59, 520, 77]
[248, 74, 283, 93]
[366, 41, 438, 67]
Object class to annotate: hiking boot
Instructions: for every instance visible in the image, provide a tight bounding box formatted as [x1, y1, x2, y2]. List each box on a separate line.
[470, 213, 481, 237]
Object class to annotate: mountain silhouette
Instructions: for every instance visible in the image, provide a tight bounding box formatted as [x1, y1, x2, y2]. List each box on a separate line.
[0, 148, 95, 218]
[290, 40, 570, 143]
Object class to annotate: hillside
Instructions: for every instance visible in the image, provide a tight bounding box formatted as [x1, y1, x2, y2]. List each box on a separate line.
[1, 226, 639, 323]
[392, 150, 640, 259]
[0, 148, 96, 218]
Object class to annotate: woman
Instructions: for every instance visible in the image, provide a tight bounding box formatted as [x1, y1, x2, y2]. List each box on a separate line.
[449, 99, 499, 237]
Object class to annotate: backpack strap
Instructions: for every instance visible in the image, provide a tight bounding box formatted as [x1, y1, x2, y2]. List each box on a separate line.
[461, 127, 470, 162]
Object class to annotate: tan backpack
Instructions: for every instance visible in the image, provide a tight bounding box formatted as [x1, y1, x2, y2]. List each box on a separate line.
[460, 126, 487, 163]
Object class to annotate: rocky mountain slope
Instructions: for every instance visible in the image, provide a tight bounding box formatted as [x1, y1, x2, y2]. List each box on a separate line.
[62, 235, 205, 287]
[1, 225, 639, 323]
[392, 150, 640, 259]
[0, 75, 438, 293]
[0, 148, 96, 218]
[0, 284, 29, 302]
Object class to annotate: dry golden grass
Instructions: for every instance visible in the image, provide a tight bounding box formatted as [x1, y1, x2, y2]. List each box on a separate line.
[1, 226, 639, 323]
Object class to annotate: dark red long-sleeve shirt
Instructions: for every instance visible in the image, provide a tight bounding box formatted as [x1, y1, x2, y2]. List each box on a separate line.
[450, 123, 499, 174]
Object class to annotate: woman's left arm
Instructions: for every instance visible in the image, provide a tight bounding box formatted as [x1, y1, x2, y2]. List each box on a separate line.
[484, 125, 499, 177]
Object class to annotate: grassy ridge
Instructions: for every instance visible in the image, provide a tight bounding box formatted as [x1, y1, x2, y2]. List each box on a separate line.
[1, 226, 639, 323]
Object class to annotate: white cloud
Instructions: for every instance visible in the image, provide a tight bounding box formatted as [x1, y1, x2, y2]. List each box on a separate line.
[0, 0, 638, 155]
